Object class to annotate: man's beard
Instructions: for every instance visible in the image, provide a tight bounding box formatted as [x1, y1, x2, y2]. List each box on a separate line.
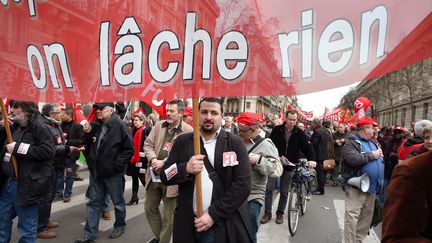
[201, 122, 214, 133]
[13, 112, 28, 125]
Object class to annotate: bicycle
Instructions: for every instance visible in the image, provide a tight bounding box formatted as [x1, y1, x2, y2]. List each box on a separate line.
[286, 158, 316, 236]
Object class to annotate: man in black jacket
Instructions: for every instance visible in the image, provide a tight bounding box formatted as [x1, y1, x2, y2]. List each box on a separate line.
[38, 103, 80, 239]
[59, 108, 84, 202]
[261, 109, 315, 224]
[75, 102, 133, 243]
[160, 98, 253, 243]
[0, 100, 55, 243]
[311, 118, 330, 195]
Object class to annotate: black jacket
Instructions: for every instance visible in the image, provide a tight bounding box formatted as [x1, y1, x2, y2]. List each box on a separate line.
[269, 124, 315, 164]
[61, 119, 84, 161]
[311, 126, 330, 161]
[1, 113, 55, 206]
[83, 115, 133, 178]
[41, 116, 70, 169]
[160, 130, 252, 243]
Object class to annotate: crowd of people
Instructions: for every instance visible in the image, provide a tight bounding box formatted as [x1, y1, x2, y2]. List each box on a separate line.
[0, 99, 431, 243]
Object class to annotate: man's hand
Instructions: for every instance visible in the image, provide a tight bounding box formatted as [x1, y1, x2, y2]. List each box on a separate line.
[372, 149, 383, 159]
[249, 153, 260, 166]
[82, 122, 91, 133]
[307, 160, 317, 169]
[151, 159, 164, 174]
[6, 142, 16, 153]
[194, 212, 214, 232]
[0, 115, 13, 127]
[186, 155, 205, 174]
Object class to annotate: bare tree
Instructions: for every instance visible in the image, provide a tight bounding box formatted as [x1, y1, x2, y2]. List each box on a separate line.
[397, 60, 425, 124]
[339, 89, 357, 112]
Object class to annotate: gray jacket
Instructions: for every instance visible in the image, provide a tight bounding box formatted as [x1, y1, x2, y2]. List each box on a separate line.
[245, 133, 283, 205]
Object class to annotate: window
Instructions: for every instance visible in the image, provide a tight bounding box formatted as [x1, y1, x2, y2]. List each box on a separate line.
[246, 102, 251, 109]
[394, 109, 398, 124]
[401, 108, 406, 127]
[423, 103, 429, 119]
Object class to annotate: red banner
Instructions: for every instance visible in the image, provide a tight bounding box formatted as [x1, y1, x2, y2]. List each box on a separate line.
[323, 107, 343, 122]
[0, 1, 431, 102]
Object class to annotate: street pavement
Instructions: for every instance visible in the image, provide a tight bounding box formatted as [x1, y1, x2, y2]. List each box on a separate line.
[10, 170, 382, 243]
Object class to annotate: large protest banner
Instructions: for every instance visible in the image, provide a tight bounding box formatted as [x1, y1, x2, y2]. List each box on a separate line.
[0, 0, 431, 103]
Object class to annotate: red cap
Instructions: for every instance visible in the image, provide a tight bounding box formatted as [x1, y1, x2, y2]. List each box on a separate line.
[236, 112, 264, 126]
[393, 125, 404, 132]
[183, 107, 193, 117]
[357, 117, 374, 127]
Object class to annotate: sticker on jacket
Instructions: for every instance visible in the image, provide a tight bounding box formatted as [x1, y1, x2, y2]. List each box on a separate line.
[164, 164, 177, 180]
[17, 143, 30, 155]
[163, 142, 172, 152]
[3, 152, 11, 162]
[223, 151, 238, 167]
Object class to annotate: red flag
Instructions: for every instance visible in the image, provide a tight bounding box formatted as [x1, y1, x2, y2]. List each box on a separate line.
[87, 106, 98, 123]
[354, 97, 371, 114]
[73, 104, 88, 125]
[131, 107, 145, 118]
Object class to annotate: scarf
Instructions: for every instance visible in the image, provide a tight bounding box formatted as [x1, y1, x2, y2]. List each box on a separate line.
[130, 126, 144, 164]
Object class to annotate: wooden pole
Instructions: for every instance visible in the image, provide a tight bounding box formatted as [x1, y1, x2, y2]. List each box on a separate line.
[0, 97, 19, 179]
[193, 98, 203, 217]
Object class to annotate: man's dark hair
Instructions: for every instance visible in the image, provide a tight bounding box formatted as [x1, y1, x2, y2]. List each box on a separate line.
[168, 99, 185, 113]
[64, 108, 74, 117]
[10, 100, 39, 114]
[42, 103, 60, 117]
[199, 98, 223, 114]
[285, 109, 297, 118]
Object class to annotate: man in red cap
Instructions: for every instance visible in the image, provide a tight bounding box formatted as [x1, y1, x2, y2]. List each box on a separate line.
[341, 116, 384, 243]
[236, 112, 282, 243]
[182, 107, 193, 126]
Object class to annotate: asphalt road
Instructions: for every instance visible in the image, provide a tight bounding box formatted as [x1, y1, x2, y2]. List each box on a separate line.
[10, 170, 382, 243]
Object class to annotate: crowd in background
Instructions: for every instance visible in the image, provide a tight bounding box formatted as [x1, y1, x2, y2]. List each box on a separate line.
[0, 99, 431, 243]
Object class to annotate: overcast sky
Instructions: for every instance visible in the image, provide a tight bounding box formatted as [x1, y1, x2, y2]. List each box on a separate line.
[296, 82, 360, 117]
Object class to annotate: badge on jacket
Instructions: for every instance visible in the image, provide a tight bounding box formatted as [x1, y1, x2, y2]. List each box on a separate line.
[223, 151, 239, 167]
[3, 152, 11, 162]
[17, 143, 30, 155]
[163, 142, 172, 152]
[164, 164, 177, 180]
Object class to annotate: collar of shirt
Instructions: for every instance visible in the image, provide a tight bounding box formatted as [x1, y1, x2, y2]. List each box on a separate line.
[162, 121, 181, 133]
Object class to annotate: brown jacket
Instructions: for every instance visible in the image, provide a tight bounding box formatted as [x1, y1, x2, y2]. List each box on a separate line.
[144, 120, 193, 198]
[382, 150, 432, 242]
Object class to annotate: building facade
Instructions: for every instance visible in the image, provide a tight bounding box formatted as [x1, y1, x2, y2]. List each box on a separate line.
[356, 58, 432, 128]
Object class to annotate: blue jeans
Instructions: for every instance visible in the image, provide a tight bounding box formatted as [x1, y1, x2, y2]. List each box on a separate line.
[195, 227, 215, 243]
[248, 201, 261, 243]
[0, 179, 38, 243]
[264, 169, 293, 214]
[84, 173, 126, 240]
[54, 168, 64, 198]
[56, 158, 76, 198]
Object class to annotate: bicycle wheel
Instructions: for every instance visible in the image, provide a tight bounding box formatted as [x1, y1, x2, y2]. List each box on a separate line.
[300, 182, 307, 215]
[288, 186, 300, 236]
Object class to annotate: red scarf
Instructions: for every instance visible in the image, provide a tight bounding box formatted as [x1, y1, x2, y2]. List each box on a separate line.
[130, 126, 144, 164]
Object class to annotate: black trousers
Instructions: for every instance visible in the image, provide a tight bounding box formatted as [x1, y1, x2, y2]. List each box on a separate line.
[316, 160, 325, 193]
[37, 168, 57, 231]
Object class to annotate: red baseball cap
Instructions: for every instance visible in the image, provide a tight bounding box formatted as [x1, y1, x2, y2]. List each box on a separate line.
[236, 112, 264, 126]
[357, 117, 374, 127]
[183, 107, 193, 117]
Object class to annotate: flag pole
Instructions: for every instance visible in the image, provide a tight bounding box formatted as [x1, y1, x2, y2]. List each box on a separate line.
[193, 97, 203, 217]
[0, 97, 19, 179]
